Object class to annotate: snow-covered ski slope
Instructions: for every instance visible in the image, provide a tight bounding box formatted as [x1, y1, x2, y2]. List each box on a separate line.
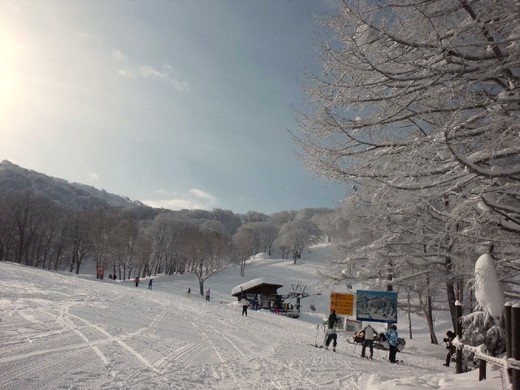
[0, 244, 502, 389]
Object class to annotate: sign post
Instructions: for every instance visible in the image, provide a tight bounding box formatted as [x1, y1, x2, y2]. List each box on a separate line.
[329, 292, 354, 316]
[356, 290, 398, 323]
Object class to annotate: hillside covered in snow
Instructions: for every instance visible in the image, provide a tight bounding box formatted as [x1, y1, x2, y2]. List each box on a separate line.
[0, 245, 503, 389]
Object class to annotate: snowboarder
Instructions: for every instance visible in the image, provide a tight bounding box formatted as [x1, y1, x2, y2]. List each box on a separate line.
[240, 298, 249, 316]
[443, 330, 456, 367]
[205, 289, 211, 301]
[134, 276, 139, 287]
[385, 325, 399, 363]
[325, 327, 337, 352]
[148, 279, 153, 290]
[327, 309, 338, 329]
[361, 324, 376, 359]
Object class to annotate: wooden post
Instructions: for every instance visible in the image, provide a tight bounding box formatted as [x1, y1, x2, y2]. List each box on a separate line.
[479, 359, 486, 381]
[455, 300, 463, 374]
[505, 303, 513, 383]
[512, 304, 520, 390]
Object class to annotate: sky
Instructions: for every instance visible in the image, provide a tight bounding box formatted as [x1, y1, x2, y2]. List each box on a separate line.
[0, 0, 348, 214]
[0, 243, 503, 389]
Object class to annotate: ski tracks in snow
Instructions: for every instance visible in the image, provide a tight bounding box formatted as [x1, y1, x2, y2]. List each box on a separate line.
[0, 263, 450, 389]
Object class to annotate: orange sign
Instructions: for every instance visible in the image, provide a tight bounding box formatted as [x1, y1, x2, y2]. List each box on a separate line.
[329, 292, 354, 315]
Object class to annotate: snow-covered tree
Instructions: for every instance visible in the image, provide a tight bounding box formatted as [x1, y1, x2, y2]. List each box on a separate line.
[247, 221, 279, 256]
[276, 220, 322, 263]
[188, 220, 232, 295]
[297, 1, 520, 206]
[460, 254, 506, 370]
[232, 224, 256, 277]
[296, 0, 520, 331]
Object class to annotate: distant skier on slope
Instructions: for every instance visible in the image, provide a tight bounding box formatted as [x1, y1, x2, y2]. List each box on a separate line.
[240, 297, 249, 316]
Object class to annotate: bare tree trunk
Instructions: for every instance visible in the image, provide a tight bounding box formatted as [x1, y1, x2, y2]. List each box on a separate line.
[407, 290, 413, 340]
[418, 277, 439, 344]
[446, 255, 458, 331]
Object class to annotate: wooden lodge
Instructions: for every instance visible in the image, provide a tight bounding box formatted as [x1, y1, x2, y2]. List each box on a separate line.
[231, 278, 299, 318]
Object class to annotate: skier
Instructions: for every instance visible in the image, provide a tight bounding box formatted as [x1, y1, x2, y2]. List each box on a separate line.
[361, 324, 376, 359]
[148, 279, 153, 290]
[443, 330, 456, 367]
[325, 325, 338, 351]
[385, 324, 399, 363]
[134, 276, 139, 287]
[186, 288, 191, 297]
[205, 289, 211, 301]
[327, 309, 338, 329]
[240, 297, 249, 316]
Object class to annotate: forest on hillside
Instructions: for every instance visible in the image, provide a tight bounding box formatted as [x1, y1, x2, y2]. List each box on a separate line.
[0, 161, 339, 296]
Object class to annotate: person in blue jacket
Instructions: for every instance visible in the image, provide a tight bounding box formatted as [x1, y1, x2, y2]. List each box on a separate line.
[385, 324, 399, 363]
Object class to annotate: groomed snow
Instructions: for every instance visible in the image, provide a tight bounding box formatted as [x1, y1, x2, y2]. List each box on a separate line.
[0, 245, 503, 389]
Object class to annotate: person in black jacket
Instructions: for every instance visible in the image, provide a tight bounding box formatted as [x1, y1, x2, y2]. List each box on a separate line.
[327, 310, 338, 329]
[443, 330, 456, 367]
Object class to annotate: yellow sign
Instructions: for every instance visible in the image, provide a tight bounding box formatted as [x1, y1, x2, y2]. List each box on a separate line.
[329, 292, 354, 316]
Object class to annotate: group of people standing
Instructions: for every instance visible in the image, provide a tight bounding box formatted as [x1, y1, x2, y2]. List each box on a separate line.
[133, 276, 153, 289]
[326, 310, 401, 363]
[359, 322, 399, 362]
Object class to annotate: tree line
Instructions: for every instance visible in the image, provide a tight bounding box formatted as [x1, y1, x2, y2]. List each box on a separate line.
[0, 189, 332, 295]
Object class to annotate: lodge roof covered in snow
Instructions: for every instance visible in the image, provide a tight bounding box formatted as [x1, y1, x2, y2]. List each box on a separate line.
[231, 278, 283, 297]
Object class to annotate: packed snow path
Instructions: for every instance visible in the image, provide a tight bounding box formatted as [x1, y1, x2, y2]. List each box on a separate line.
[1, 263, 453, 389]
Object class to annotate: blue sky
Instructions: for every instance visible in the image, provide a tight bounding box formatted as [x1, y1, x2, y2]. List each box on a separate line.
[0, 0, 346, 214]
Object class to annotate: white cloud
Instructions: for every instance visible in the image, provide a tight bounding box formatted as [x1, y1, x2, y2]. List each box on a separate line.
[118, 64, 191, 93]
[117, 69, 135, 78]
[111, 49, 127, 62]
[142, 188, 217, 210]
[189, 188, 217, 202]
[155, 188, 170, 195]
[86, 172, 100, 181]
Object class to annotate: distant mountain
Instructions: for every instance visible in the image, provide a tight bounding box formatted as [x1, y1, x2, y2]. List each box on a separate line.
[0, 160, 143, 210]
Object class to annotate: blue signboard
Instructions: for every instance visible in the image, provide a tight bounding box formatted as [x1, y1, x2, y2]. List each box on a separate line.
[356, 290, 398, 323]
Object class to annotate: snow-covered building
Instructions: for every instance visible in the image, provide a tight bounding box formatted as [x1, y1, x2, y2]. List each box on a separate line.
[231, 278, 286, 312]
[231, 278, 282, 298]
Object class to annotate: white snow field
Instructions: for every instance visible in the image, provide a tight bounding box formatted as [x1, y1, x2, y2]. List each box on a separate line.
[0, 245, 503, 389]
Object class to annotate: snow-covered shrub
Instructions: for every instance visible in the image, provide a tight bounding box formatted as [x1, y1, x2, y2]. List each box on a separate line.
[459, 253, 506, 371]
